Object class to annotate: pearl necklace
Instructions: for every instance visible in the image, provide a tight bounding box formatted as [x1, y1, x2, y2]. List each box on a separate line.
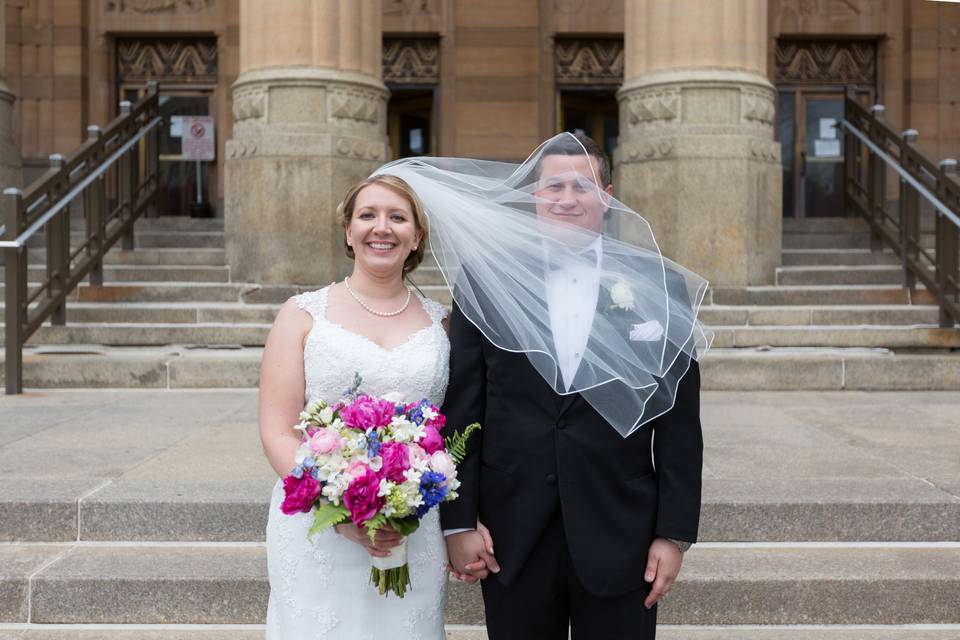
[343, 276, 412, 317]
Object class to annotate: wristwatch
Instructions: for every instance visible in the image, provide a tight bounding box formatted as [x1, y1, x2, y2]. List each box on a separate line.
[667, 538, 692, 553]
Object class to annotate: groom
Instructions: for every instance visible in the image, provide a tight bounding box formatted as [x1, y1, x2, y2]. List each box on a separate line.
[440, 134, 703, 639]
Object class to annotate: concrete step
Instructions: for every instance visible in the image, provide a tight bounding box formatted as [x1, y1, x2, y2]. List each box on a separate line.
[4, 476, 956, 544]
[781, 249, 901, 267]
[711, 285, 937, 306]
[65, 216, 225, 233]
[7, 323, 957, 349]
[4, 266, 232, 284]
[26, 232, 224, 251]
[700, 304, 941, 326]
[709, 326, 960, 349]
[23, 248, 227, 267]
[0, 283, 298, 304]
[3, 625, 960, 640]
[2, 543, 958, 624]
[2, 347, 959, 391]
[0, 303, 280, 325]
[2, 303, 942, 328]
[783, 217, 868, 234]
[14, 324, 270, 347]
[775, 265, 918, 286]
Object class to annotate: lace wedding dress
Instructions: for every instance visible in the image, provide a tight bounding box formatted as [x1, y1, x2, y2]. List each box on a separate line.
[265, 286, 450, 640]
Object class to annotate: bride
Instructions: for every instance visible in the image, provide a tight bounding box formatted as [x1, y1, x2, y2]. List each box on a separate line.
[259, 175, 451, 638]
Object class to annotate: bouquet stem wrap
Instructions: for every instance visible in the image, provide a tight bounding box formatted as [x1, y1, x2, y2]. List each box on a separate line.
[369, 539, 410, 597]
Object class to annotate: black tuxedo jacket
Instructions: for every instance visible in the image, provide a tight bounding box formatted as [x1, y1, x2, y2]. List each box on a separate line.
[439, 265, 703, 598]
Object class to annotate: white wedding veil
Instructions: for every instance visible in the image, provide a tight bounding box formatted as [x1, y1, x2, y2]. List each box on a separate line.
[374, 133, 712, 437]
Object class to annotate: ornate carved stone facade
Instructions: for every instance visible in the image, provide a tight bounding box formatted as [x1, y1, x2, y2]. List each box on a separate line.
[116, 38, 218, 84]
[555, 38, 624, 86]
[105, 0, 213, 13]
[775, 40, 877, 85]
[382, 38, 439, 85]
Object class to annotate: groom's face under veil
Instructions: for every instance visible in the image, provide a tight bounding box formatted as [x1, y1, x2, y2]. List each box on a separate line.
[534, 154, 614, 239]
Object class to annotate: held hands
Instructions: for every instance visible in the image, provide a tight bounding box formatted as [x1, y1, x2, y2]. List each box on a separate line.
[334, 522, 404, 558]
[644, 537, 684, 609]
[446, 522, 499, 583]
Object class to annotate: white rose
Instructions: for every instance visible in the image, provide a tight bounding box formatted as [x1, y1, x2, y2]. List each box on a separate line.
[318, 406, 334, 424]
[429, 451, 456, 481]
[610, 280, 635, 311]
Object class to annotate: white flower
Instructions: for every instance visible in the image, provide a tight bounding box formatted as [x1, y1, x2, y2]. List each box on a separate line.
[610, 280, 635, 311]
[378, 479, 395, 497]
[429, 451, 456, 481]
[421, 406, 438, 421]
[318, 406, 334, 424]
[390, 416, 424, 443]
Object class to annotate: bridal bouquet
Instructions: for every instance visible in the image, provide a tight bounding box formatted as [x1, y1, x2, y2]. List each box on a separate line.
[280, 379, 479, 598]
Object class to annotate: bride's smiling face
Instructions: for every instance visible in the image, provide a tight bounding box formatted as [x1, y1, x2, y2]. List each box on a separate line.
[345, 183, 422, 276]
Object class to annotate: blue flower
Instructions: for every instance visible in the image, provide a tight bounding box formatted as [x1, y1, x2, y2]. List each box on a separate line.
[418, 470, 449, 515]
[367, 431, 382, 458]
[302, 456, 316, 469]
[291, 466, 304, 479]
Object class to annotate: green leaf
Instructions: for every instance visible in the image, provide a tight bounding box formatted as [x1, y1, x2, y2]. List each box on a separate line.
[444, 422, 482, 465]
[388, 516, 420, 537]
[364, 513, 388, 544]
[307, 502, 349, 540]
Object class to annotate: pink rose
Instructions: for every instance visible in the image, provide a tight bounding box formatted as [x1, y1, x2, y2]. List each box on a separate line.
[346, 460, 371, 478]
[280, 473, 321, 515]
[379, 442, 411, 483]
[340, 395, 396, 430]
[429, 450, 456, 481]
[419, 426, 445, 455]
[308, 428, 342, 455]
[408, 444, 429, 468]
[343, 468, 385, 526]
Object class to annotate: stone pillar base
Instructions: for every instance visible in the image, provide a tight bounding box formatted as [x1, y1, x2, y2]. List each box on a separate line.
[616, 69, 782, 287]
[225, 68, 389, 285]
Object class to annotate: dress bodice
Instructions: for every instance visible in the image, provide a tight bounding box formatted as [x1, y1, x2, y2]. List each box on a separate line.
[293, 286, 450, 408]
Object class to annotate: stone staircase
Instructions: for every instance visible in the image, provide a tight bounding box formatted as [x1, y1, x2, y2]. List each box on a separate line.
[2, 215, 958, 390]
[1, 216, 959, 638]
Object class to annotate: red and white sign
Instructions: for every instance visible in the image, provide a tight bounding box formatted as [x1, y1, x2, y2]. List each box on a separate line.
[181, 116, 215, 161]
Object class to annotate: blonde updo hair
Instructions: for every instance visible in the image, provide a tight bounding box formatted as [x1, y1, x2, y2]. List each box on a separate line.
[337, 175, 428, 278]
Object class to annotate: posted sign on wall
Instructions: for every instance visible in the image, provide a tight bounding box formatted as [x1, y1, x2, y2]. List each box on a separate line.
[181, 116, 215, 161]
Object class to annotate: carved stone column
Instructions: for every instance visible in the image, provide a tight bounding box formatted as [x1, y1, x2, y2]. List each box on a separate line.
[225, 0, 388, 285]
[0, 0, 22, 209]
[616, 0, 781, 286]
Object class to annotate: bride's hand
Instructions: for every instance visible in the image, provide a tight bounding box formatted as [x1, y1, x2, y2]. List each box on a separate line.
[334, 523, 404, 558]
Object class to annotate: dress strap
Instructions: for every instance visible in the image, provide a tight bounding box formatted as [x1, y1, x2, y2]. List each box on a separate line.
[292, 286, 329, 320]
[418, 294, 450, 325]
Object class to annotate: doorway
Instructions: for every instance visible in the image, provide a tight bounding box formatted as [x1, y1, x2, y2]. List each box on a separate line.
[559, 90, 619, 162]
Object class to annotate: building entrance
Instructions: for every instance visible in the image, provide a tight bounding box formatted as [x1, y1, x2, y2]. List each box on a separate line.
[775, 39, 877, 218]
[116, 37, 218, 217]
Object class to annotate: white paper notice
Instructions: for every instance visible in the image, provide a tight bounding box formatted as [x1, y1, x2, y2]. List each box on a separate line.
[814, 139, 841, 157]
[170, 116, 184, 138]
[819, 118, 838, 140]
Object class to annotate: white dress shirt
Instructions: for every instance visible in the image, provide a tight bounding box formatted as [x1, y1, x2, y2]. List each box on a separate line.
[545, 236, 603, 390]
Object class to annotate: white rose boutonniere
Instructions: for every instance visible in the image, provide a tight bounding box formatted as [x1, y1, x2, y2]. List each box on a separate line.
[609, 280, 635, 312]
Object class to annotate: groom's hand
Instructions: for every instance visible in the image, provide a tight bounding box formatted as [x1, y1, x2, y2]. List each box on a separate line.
[643, 537, 684, 609]
[446, 528, 499, 582]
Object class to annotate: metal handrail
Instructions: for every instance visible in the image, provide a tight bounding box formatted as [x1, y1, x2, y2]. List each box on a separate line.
[0, 116, 162, 249]
[842, 85, 960, 328]
[3, 82, 161, 394]
[839, 119, 960, 229]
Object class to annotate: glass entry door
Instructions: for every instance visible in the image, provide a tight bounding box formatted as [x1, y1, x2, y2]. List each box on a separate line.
[780, 90, 845, 218]
[122, 87, 214, 217]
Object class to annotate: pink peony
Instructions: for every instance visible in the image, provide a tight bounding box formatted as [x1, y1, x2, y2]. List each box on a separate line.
[407, 443, 429, 468]
[379, 442, 411, 483]
[309, 428, 343, 455]
[425, 411, 446, 429]
[340, 395, 396, 430]
[429, 450, 456, 481]
[346, 460, 372, 478]
[343, 468, 385, 526]
[420, 426, 445, 455]
[280, 473, 321, 515]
